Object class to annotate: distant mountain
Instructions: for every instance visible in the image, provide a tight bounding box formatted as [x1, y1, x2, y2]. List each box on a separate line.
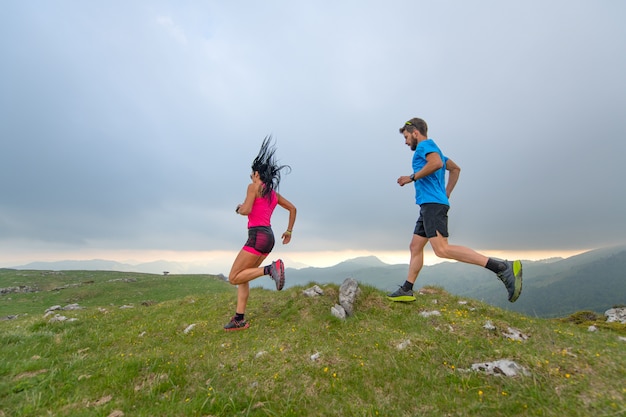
[14, 259, 196, 275]
[269, 246, 626, 318]
[17, 259, 138, 272]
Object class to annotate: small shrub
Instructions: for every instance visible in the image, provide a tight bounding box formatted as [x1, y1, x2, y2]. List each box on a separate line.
[566, 310, 599, 324]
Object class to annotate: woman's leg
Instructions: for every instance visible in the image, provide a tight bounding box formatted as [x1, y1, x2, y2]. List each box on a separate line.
[228, 250, 268, 285]
[228, 249, 268, 315]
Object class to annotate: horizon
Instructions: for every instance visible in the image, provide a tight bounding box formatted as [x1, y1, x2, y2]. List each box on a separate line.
[1, 248, 594, 274]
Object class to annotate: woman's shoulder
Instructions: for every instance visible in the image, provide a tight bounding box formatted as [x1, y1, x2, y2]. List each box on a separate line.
[247, 182, 263, 194]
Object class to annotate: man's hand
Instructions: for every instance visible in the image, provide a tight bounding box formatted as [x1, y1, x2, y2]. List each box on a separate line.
[397, 176, 413, 186]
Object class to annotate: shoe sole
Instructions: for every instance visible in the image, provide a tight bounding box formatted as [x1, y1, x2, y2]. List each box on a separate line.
[275, 260, 285, 291]
[509, 260, 523, 302]
[224, 323, 250, 331]
[386, 295, 416, 302]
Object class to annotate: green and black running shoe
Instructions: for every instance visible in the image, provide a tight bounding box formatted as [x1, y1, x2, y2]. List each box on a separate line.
[497, 260, 523, 302]
[387, 286, 416, 302]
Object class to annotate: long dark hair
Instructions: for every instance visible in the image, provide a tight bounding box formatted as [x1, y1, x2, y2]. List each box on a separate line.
[251, 135, 291, 199]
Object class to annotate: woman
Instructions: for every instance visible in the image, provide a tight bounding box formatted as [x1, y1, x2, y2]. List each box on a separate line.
[224, 136, 297, 331]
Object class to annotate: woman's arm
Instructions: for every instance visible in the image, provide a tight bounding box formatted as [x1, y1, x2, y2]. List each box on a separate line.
[277, 193, 297, 244]
[235, 183, 259, 216]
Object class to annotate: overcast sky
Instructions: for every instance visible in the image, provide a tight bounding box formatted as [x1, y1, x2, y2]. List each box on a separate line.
[1, 1, 625, 272]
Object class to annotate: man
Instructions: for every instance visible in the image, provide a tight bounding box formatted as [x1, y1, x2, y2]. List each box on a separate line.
[387, 117, 522, 303]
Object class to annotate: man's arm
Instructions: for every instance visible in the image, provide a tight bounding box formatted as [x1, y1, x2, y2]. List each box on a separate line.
[445, 158, 461, 198]
[397, 152, 444, 186]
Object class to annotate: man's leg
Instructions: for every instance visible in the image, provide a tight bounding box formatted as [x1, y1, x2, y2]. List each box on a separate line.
[428, 232, 523, 302]
[407, 233, 429, 283]
[387, 234, 428, 301]
[428, 232, 488, 266]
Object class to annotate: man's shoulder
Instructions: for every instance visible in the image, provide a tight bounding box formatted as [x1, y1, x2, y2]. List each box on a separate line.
[418, 138, 443, 153]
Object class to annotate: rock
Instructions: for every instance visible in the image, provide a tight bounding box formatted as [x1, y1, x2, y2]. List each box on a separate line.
[48, 314, 68, 323]
[331, 304, 346, 319]
[588, 325, 598, 332]
[502, 327, 529, 342]
[420, 310, 441, 318]
[310, 352, 321, 361]
[605, 307, 626, 324]
[0, 285, 38, 295]
[483, 321, 496, 330]
[338, 278, 360, 316]
[471, 359, 529, 377]
[397, 339, 411, 350]
[303, 285, 324, 297]
[183, 324, 196, 334]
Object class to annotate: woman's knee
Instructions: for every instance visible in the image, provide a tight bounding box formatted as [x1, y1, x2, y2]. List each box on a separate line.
[228, 273, 240, 285]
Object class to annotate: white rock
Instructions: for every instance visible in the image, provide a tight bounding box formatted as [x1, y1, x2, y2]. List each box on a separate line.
[331, 304, 346, 319]
[49, 314, 67, 323]
[302, 285, 324, 297]
[605, 307, 626, 324]
[397, 339, 411, 350]
[472, 359, 529, 377]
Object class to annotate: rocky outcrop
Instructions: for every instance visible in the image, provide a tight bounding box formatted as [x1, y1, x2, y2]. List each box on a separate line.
[330, 278, 360, 319]
[605, 307, 626, 324]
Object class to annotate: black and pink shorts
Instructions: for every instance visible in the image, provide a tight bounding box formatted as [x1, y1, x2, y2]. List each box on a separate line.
[243, 226, 275, 256]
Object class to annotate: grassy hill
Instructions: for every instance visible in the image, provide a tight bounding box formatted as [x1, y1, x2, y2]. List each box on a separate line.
[1, 270, 625, 416]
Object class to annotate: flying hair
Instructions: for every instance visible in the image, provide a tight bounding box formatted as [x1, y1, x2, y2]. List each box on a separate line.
[251, 135, 291, 199]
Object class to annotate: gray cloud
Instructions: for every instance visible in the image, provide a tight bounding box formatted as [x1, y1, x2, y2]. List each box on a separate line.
[1, 1, 625, 264]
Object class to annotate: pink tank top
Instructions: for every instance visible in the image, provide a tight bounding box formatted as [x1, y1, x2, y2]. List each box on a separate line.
[247, 190, 278, 228]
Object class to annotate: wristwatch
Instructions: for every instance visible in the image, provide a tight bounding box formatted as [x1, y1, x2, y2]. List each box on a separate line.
[409, 173, 416, 182]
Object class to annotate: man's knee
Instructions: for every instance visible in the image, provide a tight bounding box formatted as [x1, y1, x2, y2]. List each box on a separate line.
[430, 235, 451, 259]
[432, 245, 451, 259]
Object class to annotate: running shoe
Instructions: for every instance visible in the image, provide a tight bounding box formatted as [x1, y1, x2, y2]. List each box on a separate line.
[496, 260, 523, 302]
[269, 259, 285, 291]
[223, 316, 250, 331]
[386, 286, 416, 302]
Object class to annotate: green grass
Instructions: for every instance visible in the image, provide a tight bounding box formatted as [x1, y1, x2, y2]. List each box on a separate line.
[1, 270, 625, 416]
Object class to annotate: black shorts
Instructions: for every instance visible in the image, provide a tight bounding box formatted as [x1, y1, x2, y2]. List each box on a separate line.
[414, 203, 450, 238]
[243, 226, 275, 256]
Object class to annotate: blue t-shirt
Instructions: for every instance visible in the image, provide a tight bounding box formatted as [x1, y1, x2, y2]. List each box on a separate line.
[412, 139, 449, 206]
